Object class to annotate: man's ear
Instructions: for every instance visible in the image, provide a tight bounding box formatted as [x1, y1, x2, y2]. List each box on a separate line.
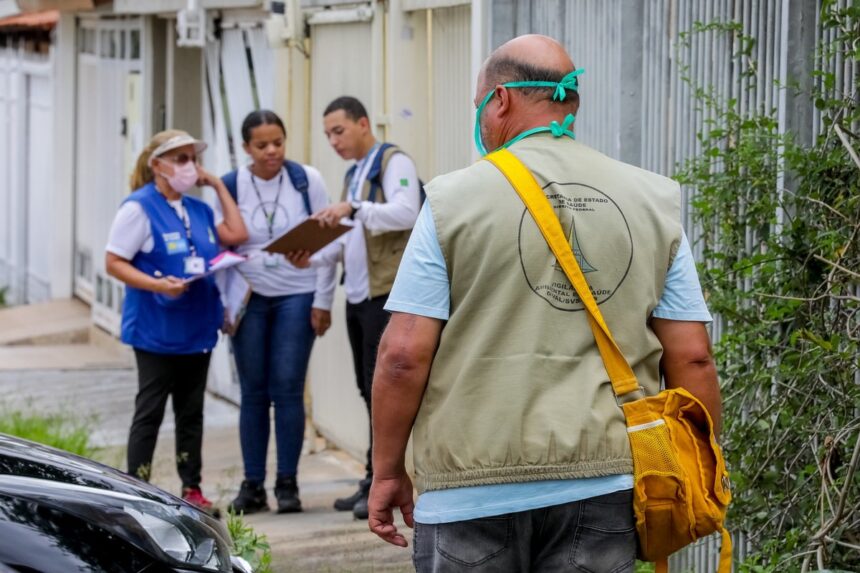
[358, 116, 371, 133]
[242, 141, 251, 157]
[495, 86, 513, 117]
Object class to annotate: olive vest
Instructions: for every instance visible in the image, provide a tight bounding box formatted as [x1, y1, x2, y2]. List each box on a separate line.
[341, 145, 413, 298]
[415, 134, 682, 493]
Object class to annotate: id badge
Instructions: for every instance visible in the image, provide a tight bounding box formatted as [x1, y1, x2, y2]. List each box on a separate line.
[184, 256, 206, 275]
[263, 253, 280, 269]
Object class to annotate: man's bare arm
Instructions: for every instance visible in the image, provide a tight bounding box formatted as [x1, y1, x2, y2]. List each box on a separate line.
[369, 312, 443, 547]
[651, 318, 722, 437]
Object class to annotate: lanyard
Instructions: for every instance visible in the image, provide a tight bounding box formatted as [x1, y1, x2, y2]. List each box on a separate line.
[250, 170, 285, 240]
[349, 143, 380, 201]
[163, 195, 197, 257]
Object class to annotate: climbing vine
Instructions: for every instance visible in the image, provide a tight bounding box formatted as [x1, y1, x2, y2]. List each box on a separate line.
[674, 2, 859, 571]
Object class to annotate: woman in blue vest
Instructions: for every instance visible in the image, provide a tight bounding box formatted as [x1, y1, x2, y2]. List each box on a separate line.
[105, 130, 248, 513]
[218, 110, 336, 515]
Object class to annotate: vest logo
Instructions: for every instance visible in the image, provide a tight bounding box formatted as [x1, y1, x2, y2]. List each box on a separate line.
[163, 232, 189, 255]
[518, 182, 633, 311]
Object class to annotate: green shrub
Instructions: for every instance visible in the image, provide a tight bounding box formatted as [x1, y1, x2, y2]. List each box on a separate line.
[674, 2, 859, 570]
[0, 410, 96, 458]
[226, 509, 272, 573]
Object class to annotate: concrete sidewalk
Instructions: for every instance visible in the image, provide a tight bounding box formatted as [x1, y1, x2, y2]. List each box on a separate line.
[151, 424, 414, 573]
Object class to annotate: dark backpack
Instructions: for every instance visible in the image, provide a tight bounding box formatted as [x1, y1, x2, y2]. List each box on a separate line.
[222, 159, 312, 216]
[344, 143, 426, 205]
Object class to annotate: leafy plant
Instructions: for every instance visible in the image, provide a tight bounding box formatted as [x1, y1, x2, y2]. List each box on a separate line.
[0, 409, 96, 457]
[674, 1, 860, 571]
[226, 509, 272, 573]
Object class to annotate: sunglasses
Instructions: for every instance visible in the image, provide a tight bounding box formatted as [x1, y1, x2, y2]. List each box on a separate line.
[159, 153, 198, 165]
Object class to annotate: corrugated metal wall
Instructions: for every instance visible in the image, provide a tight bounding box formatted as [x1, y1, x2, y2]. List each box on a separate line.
[430, 4, 472, 175]
[490, 0, 847, 570]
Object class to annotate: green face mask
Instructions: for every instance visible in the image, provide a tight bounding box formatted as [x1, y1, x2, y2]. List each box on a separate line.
[474, 68, 584, 156]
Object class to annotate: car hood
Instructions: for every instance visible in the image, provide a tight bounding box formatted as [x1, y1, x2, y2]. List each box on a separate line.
[0, 433, 177, 504]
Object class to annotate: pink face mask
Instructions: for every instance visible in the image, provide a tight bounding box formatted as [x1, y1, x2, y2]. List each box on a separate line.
[160, 160, 198, 193]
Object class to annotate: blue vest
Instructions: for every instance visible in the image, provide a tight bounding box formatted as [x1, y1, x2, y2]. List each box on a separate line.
[120, 183, 223, 354]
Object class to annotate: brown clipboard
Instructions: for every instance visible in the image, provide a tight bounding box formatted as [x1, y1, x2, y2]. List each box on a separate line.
[262, 219, 352, 256]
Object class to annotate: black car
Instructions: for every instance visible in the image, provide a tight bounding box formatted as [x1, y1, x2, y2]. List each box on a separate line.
[0, 434, 252, 573]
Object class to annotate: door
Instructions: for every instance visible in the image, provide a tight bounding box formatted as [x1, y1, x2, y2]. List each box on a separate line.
[74, 18, 143, 335]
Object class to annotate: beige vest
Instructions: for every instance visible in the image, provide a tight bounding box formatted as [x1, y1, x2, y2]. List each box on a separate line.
[341, 145, 413, 298]
[415, 134, 681, 493]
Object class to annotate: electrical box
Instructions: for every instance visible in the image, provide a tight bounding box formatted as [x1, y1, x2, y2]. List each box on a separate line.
[263, 0, 301, 46]
[177, 5, 206, 47]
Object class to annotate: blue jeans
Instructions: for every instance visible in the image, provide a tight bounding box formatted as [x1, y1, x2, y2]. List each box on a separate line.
[413, 490, 636, 572]
[232, 292, 315, 483]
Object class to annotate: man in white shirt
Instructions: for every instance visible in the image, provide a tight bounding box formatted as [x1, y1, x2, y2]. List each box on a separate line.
[312, 96, 422, 519]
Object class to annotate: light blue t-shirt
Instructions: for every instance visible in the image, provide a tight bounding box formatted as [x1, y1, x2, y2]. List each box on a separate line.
[386, 203, 712, 524]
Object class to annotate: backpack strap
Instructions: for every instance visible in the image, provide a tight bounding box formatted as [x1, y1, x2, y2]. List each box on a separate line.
[366, 143, 397, 203]
[222, 169, 239, 203]
[342, 164, 358, 202]
[284, 159, 312, 216]
[224, 163, 312, 216]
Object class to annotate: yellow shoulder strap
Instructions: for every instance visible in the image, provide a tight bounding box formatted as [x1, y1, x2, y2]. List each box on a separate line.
[484, 148, 640, 398]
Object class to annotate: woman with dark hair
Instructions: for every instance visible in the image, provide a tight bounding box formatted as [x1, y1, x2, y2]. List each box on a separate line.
[106, 130, 248, 513]
[219, 110, 336, 514]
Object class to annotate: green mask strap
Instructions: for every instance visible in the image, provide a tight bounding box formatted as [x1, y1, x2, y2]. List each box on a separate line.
[474, 68, 584, 156]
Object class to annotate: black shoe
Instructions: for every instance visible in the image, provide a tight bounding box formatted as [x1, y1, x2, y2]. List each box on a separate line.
[334, 478, 371, 512]
[352, 490, 369, 520]
[274, 476, 302, 514]
[228, 480, 268, 515]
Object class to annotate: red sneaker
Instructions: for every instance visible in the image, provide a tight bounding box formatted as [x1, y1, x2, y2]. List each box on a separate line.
[182, 487, 219, 517]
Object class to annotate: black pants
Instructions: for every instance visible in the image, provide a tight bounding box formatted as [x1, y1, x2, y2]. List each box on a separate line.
[127, 349, 211, 488]
[345, 294, 390, 478]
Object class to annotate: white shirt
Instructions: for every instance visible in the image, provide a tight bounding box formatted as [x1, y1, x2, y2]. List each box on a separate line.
[311, 148, 421, 304]
[213, 164, 337, 309]
[106, 198, 185, 259]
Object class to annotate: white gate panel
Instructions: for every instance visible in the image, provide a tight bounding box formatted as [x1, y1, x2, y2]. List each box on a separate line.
[203, 39, 232, 175]
[431, 5, 472, 175]
[0, 49, 12, 296]
[307, 18, 374, 460]
[25, 72, 53, 303]
[74, 56, 99, 303]
[221, 28, 256, 168]
[4, 53, 26, 305]
[246, 27, 274, 110]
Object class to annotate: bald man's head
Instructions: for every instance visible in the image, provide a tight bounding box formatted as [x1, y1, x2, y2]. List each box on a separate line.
[479, 35, 579, 109]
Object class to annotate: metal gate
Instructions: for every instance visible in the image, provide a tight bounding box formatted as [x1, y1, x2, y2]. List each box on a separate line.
[74, 17, 144, 335]
[0, 47, 53, 305]
[429, 3, 472, 175]
[489, 0, 853, 570]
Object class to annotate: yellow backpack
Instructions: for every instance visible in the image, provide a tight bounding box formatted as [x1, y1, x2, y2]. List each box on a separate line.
[486, 148, 733, 573]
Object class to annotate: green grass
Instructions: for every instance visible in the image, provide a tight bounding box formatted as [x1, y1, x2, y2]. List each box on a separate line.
[0, 409, 96, 457]
[226, 509, 272, 573]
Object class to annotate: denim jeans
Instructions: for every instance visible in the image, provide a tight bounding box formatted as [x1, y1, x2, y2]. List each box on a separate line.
[231, 292, 315, 483]
[413, 490, 636, 573]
